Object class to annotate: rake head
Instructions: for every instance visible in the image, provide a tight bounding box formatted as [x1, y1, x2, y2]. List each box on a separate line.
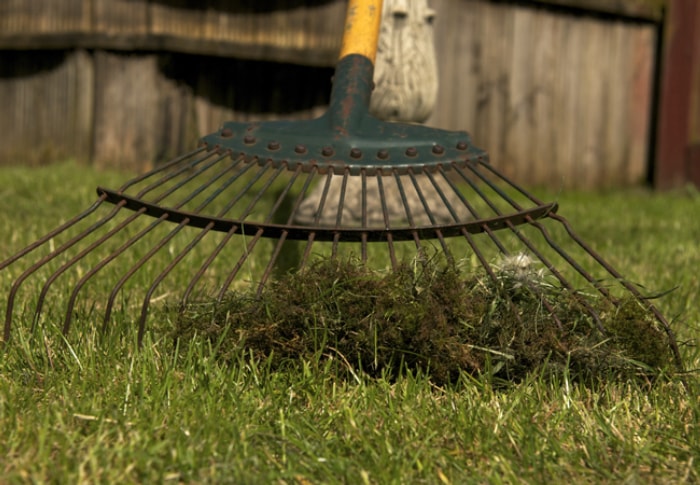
[0, 7, 683, 374]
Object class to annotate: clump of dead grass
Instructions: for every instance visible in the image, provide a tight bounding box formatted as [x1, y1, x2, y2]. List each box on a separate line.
[173, 256, 677, 385]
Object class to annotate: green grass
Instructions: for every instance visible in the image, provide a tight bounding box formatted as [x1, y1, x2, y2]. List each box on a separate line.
[1, 161, 699, 483]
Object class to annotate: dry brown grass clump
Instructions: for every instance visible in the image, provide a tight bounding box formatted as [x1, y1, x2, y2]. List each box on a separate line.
[173, 257, 676, 385]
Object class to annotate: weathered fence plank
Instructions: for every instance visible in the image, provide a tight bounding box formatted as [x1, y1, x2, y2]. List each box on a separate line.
[427, 0, 655, 188]
[0, 50, 93, 165]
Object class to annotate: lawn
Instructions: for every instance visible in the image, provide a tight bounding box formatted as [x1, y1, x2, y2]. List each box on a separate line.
[0, 161, 698, 483]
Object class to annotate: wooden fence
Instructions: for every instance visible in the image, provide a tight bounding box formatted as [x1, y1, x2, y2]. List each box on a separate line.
[0, 0, 665, 188]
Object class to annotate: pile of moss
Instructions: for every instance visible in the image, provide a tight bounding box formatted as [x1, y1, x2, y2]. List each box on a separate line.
[173, 258, 678, 385]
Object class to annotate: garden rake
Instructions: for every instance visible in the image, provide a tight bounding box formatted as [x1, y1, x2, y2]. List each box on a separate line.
[0, 0, 683, 370]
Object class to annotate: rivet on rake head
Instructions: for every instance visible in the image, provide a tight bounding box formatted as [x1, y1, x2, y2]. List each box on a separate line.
[267, 141, 280, 150]
[432, 144, 445, 155]
[456, 141, 468, 150]
[294, 144, 307, 154]
[220, 128, 233, 138]
[350, 148, 363, 159]
[243, 135, 256, 144]
[377, 149, 389, 160]
[405, 147, 418, 157]
[321, 146, 334, 157]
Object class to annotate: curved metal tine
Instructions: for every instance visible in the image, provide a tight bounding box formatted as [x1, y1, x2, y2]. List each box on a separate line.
[0, 148, 207, 273]
[406, 169, 454, 265]
[179, 164, 310, 309]
[479, 159, 682, 372]
[4, 198, 124, 340]
[474, 162, 680, 358]
[66, 156, 246, 336]
[434, 166, 555, 329]
[132, 151, 235, 204]
[215, 163, 288, 301]
[115, 146, 208, 193]
[0, 196, 107, 271]
[138, 162, 296, 317]
[455, 164, 596, 330]
[36, 206, 144, 332]
[102, 158, 266, 335]
[392, 170, 423, 256]
[360, 170, 368, 263]
[434, 167, 561, 329]
[331, 170, 350, 259]
[17, 148, 217, 332]
[464, 163, 613, 298]
[301, 171, 334, 267]
[67, 211, 167, 336]
[547, 210, 683, 367]
[257, 165, 307, 293]
[4, 148, 214, 341]
[375, 173, 398, 270]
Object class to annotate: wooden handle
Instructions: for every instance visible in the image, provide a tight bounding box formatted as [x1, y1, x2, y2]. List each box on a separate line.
[338, 0, 384, 64]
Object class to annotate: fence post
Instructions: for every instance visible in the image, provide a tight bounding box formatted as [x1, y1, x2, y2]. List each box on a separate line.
[653, 0, 700, 189]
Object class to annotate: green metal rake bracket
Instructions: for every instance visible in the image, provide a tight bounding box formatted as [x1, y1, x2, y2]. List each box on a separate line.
[200, 55, 488, 176]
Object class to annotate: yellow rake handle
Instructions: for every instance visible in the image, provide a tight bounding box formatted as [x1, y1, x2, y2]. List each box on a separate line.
[339, 0, 384, 64]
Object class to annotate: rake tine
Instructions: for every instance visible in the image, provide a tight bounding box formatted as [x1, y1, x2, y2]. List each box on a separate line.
[375, 173, 398, 270]
[453, 164, 597, 330]
[301, 171, 334, 267]
[256, 165, 305, 292]
[65, 156, 247, 336]
[0, 195, 107, 272]
[360, 170, 368, 263]
[406, 169, 454, 265]
[65, 211, 166, 336]
[331, 170, 351, 259]
[392, 170, 423, 256]
[102, 160, 267, 335]
[4, 199, 125, 339]
[216, 163, 287, 300]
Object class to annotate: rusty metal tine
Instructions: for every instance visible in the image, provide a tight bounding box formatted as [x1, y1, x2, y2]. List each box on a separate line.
[300, 233, 317, 268]
[392, 170, 423, 254]
[256, 165, 305, 291]
[4, 199, 125, 339]
[477, 160, 548, 207]
[335, 171, 350, 228]
[300, 171, 334, 266]
[66, 158, 248, 334]
[115, 147, 208, 193]
[360, 170, 368, 263]
[179, 228, 238, 308]
[121, 161, 284, 328]
[375, 173, 398, 269]
[101, 158, 259, 328]
[443, 163, 490, 220]
[139, 153, 239, 206]
[406, 169, 454, 264]
[458, 226, 537, 336]
[215, 163, 287, 299]
[0, 195, 107, 271]
[331, 171, 351, 259]
[62, 210, 159, 335]
[217, 228, 265, 302]
[131, 150, 225, 201]
[454, 163, 603, 329]
[179, 158, 296, 301]
[407, 169, 439, 225]
[134, 222, 215, 345]
[423, 169, 459, 221]
[457, 162, 597, 321]
[466, 163, 613, 300]
[33, 207, 142, 328]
